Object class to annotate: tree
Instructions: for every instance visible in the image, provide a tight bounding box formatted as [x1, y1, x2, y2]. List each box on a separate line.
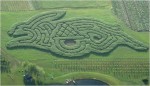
[22, 61, 45, 85]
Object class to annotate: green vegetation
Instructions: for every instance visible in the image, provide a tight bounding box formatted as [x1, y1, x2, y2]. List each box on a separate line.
[6, 11, 148, 57]
[1, 0, 149, 85]
[112, 1, 149, 32]
[48, 58, 148, 82]
[22, 61, 45, 85]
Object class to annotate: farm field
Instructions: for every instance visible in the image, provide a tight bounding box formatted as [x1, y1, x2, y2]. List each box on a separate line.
[1, 0, 34, 11]
[0, 0, 149, 85]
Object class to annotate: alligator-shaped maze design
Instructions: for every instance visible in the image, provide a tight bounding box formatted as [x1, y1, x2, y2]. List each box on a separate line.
[7, 11, 149, 57]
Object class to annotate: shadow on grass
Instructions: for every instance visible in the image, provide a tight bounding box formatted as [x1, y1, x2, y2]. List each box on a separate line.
[23, 78, 45, 85]
[7, 44, 149, 59]
[23, 77, 36, 85]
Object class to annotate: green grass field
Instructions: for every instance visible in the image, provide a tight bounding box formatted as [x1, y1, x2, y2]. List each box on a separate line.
[1, 0, 149, 85]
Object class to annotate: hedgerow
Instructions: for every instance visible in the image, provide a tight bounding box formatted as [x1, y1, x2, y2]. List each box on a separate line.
[7, 11, 149, 57]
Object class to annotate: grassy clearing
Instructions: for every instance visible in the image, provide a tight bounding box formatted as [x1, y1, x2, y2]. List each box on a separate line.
[1, 71, 24, 85]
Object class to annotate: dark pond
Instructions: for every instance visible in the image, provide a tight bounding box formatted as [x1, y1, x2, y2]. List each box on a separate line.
[67, 79, 109, 85]
[64, 39, 76, 46]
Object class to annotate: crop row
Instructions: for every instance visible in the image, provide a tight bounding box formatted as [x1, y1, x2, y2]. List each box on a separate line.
[1, 1, 34, 11]
[112, 1, 149, 32]
[51, 58, 149, 80]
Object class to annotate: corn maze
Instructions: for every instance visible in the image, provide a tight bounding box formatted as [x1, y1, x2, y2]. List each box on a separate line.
[51, 58, 149, 81]
[7, 11, 148, 57]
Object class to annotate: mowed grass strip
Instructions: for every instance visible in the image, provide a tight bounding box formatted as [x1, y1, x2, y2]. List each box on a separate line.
[32, 0, 111, 9]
